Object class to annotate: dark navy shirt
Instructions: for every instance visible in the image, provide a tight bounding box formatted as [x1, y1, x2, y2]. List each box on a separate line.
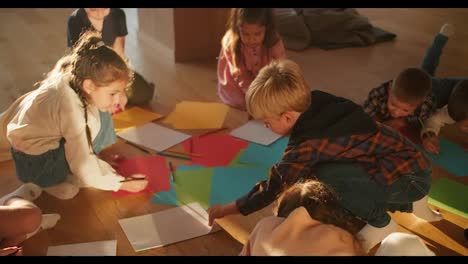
[67, 8, 128, 47]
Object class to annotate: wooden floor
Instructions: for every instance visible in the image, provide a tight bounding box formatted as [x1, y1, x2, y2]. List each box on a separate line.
[0, 8, 467, 256]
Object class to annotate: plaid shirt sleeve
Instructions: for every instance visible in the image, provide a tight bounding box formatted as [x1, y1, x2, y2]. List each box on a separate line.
[406, 93, 438, 128]
[236, 141, 321, 215]
[363, 83, 389, 121]
[363, 87, 380, 117]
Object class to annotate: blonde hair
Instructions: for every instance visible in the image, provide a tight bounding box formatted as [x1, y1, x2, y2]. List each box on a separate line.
[246, 59, 311, 119]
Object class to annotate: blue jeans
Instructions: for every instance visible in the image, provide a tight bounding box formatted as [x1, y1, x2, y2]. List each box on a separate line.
[312, 162, 432, 227]
[385, 168, 432, 213]
[11, 111, 117, 187]
[421, 33, 467, 108]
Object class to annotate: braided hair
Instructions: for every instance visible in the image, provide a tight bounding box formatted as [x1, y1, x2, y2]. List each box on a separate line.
[38, 31, 133, 151]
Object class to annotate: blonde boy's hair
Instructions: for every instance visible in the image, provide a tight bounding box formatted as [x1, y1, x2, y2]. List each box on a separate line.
[246, 59, 311, 119]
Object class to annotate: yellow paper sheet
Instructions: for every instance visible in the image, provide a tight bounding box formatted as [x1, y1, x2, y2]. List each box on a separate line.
[112, 107, 163, 133]
[163, 101, 229, 130]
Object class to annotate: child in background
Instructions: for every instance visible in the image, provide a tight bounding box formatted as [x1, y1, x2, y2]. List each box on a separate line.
[363, 24, 466, 131]
[0, 184, 61, 254]
[68, 8, 127, 60]
[217, 8, 286, 110]
[421, 80, 468, 153]
[67, 8, 155, 107]
[240, 179, 364, 256]
[208, 59, 441, 253]
[0, 31, 148, 200]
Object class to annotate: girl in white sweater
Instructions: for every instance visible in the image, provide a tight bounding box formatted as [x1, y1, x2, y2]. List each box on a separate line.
[0, 31, 147, 199]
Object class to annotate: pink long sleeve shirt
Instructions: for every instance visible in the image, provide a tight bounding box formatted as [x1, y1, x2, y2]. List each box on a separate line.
[217, 38, 286, 110]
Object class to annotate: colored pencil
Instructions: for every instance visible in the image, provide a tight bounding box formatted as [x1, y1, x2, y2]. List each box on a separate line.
[120, 177, 147, 183]
[168, 161, 176, 182]
[165, 149, 201, 157]
[125, 141, 151, 154]
[156, 151, 192, 161]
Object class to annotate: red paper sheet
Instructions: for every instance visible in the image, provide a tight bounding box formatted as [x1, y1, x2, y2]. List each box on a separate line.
[182, 134, 248, 167]
[113, 156, 171, 196]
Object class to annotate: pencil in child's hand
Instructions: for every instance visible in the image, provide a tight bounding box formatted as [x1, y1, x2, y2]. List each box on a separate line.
[120, 177, 147, 183]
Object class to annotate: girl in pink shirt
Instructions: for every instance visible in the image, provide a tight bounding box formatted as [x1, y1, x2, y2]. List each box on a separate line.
[217, 8, 286, 110]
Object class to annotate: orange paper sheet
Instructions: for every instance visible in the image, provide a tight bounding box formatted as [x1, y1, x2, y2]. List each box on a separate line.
[163, 101, 229, 130]
[112, 107, 163, 133]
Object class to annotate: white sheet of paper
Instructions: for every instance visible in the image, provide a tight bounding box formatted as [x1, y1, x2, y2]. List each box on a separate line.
[117, 123, 191, 152]
[230, 120, 282, 146]
[119, 202, 219, 252]
[47, 240, 117, 256]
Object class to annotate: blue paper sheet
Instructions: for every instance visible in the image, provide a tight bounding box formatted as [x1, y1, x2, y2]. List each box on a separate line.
[239, 137, 289, 167]
[151, 178, 179, 206]
[209, 166, 270, 205]
[421, 138, 468, 177]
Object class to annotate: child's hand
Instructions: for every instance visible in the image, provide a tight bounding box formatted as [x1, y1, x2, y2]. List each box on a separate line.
[0, 246, 22, 256]
[119, 175, 148, 192]
[207, 205, 226, 226]
[207, 202, 239, 226]
[422, 133, 440, 154]
[384, 118, 407, 130]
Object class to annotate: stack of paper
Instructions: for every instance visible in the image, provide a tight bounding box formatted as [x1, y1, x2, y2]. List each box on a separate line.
[47, 240, 117, 256]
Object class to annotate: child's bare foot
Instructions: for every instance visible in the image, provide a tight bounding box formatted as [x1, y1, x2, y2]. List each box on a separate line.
[440, 23, 454, 37]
